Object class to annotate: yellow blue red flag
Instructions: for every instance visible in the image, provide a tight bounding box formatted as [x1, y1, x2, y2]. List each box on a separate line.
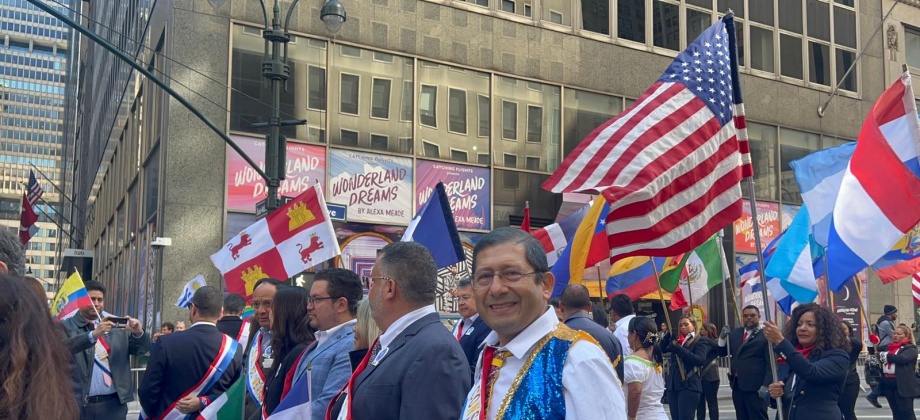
[51, 271, 93, 320]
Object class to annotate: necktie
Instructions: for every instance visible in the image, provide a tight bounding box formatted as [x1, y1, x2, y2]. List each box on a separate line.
[370, 341, 382, 362]
[484, 348, 510, 413]
[743, 331, 749, 343]
[456, 320, 465, 341]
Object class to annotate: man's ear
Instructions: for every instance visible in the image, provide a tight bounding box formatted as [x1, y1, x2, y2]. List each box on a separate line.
[0, 261, 8, 274]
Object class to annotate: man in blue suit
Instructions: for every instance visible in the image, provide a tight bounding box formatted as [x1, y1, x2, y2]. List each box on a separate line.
[291, 268, 362, 419]
[453, 277, 492, 380]
[139, 286, 243, 418]
[559, 284, 624, 382]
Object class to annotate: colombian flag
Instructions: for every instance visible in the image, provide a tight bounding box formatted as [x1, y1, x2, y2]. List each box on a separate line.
[605, 255, 683, 300]
[51, 271, 93, 320]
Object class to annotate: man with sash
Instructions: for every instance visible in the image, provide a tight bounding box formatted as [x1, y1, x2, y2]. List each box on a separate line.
[139, 286, 243, 418]
[217, 292, 250, 344]
[461, 228, 625, 420]
[334, 241, 471, 419]
[63, 280, 150, 420]
[245, 278, 284, 420]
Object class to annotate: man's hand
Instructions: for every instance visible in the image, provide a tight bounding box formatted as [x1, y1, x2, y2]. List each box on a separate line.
[719, 325, 731, 340]
[92, 320, 115, 339]
[126, 317, 143, 335]
[768, 382, 784, 399]
[176, 396, 203, 414]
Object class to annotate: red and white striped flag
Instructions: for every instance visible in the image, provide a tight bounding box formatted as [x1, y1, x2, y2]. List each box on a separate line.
[542, 16, 751, 261]
[913, 273, 920, 307]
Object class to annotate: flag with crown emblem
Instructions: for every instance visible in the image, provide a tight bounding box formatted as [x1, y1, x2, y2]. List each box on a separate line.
[210, 184, 341, 299]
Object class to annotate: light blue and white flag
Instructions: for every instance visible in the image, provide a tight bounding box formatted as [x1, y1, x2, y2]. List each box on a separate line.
[766, 206, 822, 304]
[790, 142, 855, 247]
[175, 274, 206, 308]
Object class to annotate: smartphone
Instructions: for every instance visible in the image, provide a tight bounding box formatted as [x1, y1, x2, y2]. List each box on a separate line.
[107, 316, 130, 328]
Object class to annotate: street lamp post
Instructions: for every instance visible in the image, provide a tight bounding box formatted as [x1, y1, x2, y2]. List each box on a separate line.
[254, 0, 347, 213]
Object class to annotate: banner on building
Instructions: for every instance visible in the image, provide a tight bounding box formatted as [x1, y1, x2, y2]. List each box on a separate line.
[833, 273, 863, 339]
[733, 201, 780, 254]
[416, 160, 491, 231]
[328, 149, 413, 225]
[226, 134, 326, 213]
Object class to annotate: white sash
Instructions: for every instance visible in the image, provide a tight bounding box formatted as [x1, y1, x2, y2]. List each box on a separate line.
[236, 321, 251, 345]
[247, 330, 267, 407]
[139, 335, 239, 420]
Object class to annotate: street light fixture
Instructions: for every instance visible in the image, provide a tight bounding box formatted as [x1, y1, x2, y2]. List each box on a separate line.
[321, 0, 347, 34]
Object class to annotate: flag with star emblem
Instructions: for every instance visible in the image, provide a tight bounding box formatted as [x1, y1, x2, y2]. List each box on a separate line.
[210, 184, 341, 299]
[543, 15, 748, 262]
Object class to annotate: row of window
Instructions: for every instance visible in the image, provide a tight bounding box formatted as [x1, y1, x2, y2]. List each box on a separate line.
[0, 78, 65, 95]
[0, 21, 67, 40]
[0, 5, 67, 28]
[0, 104, 61, 119]
[0, 64, 66, 83]
[0, 52, 65, 71]
[2, 91, 63, 107]
[0, 117, 61, 131]
[0, 129, 63, 144]
[0, 142, 62, 157]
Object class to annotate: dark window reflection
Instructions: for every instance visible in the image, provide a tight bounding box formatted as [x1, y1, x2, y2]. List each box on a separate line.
[618, 0, 646, 43]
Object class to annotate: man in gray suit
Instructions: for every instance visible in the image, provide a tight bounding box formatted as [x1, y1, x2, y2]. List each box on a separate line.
[63, 281, 150, 420]
[559, 284, 624, 381]
[342, 241, 471, 419]
[291, 268, 362, 419]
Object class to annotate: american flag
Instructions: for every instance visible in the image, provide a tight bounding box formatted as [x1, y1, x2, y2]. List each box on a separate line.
[913, 272, 920, 307]
[543, 15, 750, 261]
[26, 170, 43, 206]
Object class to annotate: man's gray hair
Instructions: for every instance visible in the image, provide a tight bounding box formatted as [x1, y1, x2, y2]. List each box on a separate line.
[0, 229, 25, 276]
[472, 227, 549, 276]
[377, 242, 438, 305]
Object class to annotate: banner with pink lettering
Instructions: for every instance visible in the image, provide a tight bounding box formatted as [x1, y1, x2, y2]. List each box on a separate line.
[225, 134, 326, 213]
[732, 201, 780, 254]
[416, 160, 491, 231]
[328, 149, 413, 225]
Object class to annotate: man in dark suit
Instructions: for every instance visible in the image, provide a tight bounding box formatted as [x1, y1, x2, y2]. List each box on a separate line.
[217, 292, 248, 342]
[63, 281, 150, 420]
[559, 284, 624, 382]
[453, 277, 493, 380]
[717, 305, 772, 420]
[343, 241, 471, 419]
[139, 286, 243, 418]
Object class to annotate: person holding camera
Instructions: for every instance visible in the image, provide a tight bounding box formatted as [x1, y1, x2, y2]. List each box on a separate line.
[63, 281, 150, 420]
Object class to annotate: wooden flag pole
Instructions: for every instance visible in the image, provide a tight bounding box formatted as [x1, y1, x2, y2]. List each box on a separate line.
[653, 261, 687, 381]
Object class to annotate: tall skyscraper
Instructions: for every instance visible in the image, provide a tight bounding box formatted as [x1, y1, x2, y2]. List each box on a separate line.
[0, 0, 71, 296]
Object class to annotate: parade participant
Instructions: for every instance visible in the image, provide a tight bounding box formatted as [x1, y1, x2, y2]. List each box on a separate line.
[139, 286, 243, 418]
[868, 304, 899, 408]
[290, 268, 362, 420]
[244, 278, 284, 419]
[461, 227, 625, 419]
[338, 241, 470, 419]
[697, 323, 721, 420]
[661, 315, 710, 420]
[0, 229, 24, 275]
[624, 316, 668, 420]
[764, 303, 850, 420]
[153, 322, 175, 342]
[217, 293, 249, 342]
[716, 305, 771, 420]
[454, 277, 493, 381]
[62, 281, 150, 420]
[879, 324, 920, 419]
[610, 294, 636, 357]
[175, 321, 187, 331]
[263, 287, 314, 416]
[559, 284, 624, 381]
[326, 298, 380, 420]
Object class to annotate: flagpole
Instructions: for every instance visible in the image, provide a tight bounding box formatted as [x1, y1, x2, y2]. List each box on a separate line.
[653, 261, 687, 381]
[596, 265, 604, 301]
[716, 231, 736, 328]
[726, 11, 783, 418]
[852, 274, 874, 335]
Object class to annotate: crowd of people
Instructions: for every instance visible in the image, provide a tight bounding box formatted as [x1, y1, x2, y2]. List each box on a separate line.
[1, 226, 919, 419]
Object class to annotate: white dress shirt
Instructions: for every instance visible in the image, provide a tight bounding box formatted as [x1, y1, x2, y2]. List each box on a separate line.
[378, 304, 436, 349]
[614, 314, 636, 358]
[466, 308, 626, 420]
[315, 319, 356, 348]
[452, 314, 480, 339]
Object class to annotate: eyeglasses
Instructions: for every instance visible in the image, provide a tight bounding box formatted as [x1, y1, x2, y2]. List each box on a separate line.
[361, 276, 391, 289]
[472, 270, 541, 289]
[307, 296, 341, 306]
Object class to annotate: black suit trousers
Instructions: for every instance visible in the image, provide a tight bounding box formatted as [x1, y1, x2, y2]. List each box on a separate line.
[882, 377, 917, 420]
[731, 388, 768, 420]
[838, 374, 859, 420]
[697, 379, 719, 420]
[669, 389, 700, 420]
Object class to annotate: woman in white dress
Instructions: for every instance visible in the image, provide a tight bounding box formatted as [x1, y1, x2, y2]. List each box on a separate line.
[624, 316, 669, 420]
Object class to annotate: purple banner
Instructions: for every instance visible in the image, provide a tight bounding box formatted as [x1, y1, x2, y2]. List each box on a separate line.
[416, 160, 491, 231]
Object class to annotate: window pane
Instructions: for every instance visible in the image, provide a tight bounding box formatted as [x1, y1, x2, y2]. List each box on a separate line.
[308, 66, 327, 111]
[418, 63, 489, 163]
[460, 0, 489, 6]
[749, 1, 773, 26]
[542, 0, 571, 26]
[780, 127, 820, 204]
[493, 170, 562, 228]
[563, 89, 622, 157]
[144, 147, 159, 221]
[687, 10, 710, 46]
[833, 7, 856, 49]
[778, 0, 802, 33]
[909, 29, 920, 69]
[448, 88, 468, 134]
[423, 141, 440, 157]
[653, 1, 680, 51]
[744, 122, 778, 200]
[686, 0, 711, 8]
[370, 134, 388, 150]
[808, 41, 830, 86]
[750, 26, 775, 73]
[494, 77, 561, 172]
[581, 0, 610, 35]
[806, 0, 830, 41]
[501, 0, 533, 17]
[780, 34, 803, 79]
[371, 78, 392, 119]
[329, 45, 412, 152]
[835, 48, 857, 92]
[834, 0, 853, 6]
[718, 0, 744, 18]
[618, 0, 646, 43]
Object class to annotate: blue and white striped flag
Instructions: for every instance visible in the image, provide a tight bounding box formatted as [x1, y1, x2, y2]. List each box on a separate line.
[175, 274, 206, 308]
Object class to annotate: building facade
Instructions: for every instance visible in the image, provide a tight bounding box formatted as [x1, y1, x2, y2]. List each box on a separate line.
[0, 0, 71, 295]
[67, 0, 893, 331]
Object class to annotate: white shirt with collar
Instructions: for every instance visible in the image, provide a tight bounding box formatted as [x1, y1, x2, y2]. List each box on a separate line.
[613, 314, 636, 358]
[190, 321, 217, 328]
[378, 304, 436, 349]
[468, 308, 625, 420]
[315, 319, 356, 348]
[452, 313, 480, 338]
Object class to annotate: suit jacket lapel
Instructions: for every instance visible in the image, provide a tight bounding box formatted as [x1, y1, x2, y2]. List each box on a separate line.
[355, 313, 439, 390]
[306, 328, 354, 365]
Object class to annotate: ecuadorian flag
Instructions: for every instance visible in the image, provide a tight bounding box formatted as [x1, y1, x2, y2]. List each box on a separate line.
[51, 271, 93, 320]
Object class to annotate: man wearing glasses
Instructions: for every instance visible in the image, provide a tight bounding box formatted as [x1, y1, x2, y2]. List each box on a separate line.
[290, 268, 362, 420]
[340, 241, 471, 419]
[461, 227, 625, 420]
[716, 305, 771, 420]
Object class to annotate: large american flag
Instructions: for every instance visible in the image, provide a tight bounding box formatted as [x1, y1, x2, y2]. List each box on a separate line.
[26, 170, 43, 206]
[543, 15, 751, 261]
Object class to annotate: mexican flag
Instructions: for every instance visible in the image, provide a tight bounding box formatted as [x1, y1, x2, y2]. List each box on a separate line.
[659, 235, 728, 311]
[197, 377, 244, 420]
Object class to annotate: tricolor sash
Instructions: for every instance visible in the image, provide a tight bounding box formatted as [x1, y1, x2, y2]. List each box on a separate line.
[94, 336, 113, 386]
[236, 321, 251, 345]
[139, 335, 239, 420]
[247, 330, 267, 408]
